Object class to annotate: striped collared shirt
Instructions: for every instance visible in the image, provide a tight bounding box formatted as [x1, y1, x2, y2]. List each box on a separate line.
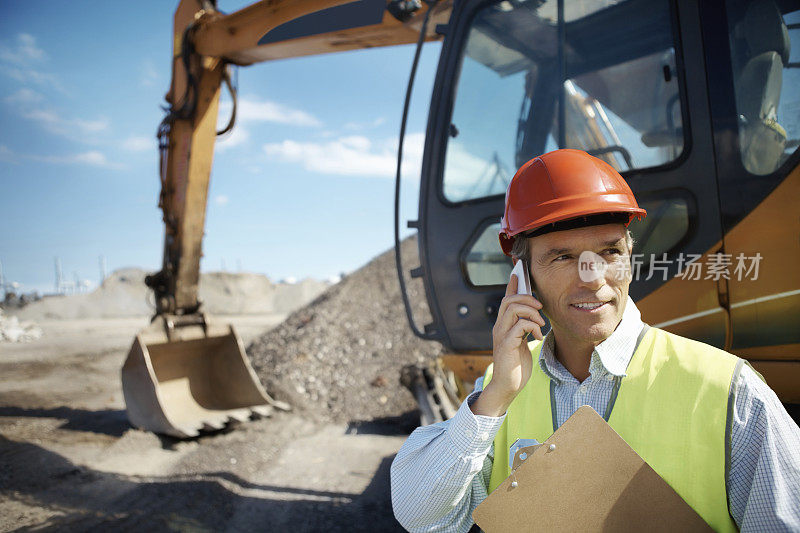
[390, 297, 800, 532]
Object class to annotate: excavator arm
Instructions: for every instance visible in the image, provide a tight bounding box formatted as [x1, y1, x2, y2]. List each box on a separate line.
[151, 0, 448, 316]
[122, 0, 450, 437]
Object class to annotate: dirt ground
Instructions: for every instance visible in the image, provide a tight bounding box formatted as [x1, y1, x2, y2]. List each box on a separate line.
[0, 317, 412, 532]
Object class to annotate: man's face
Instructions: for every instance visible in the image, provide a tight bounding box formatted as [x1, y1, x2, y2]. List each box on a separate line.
[526, 223, 631, 346]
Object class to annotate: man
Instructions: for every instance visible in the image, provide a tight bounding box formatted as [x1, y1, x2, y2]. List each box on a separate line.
[391, 149, 800, 531]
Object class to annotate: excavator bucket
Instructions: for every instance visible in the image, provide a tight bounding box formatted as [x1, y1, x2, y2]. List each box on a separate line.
[122, 315, 287, 438]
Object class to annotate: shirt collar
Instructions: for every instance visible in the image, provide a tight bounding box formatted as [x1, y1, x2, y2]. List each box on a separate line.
[538, 295, 644, 383]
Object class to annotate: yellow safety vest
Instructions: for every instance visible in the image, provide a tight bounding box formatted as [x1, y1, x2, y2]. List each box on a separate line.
[483, 327, 740, 532]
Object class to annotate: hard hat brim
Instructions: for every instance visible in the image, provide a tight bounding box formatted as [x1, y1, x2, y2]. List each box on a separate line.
[499, 209, 646, 257]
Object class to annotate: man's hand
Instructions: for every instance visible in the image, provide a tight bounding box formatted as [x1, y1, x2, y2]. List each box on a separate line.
[471, 273, 545, 417]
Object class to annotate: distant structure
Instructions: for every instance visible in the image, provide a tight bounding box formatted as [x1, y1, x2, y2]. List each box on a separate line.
[53, 257, 90, 294]
[99, 255, 107, 286]
[75, 271, 91, 293]
[0, 260, 23, 299]
[54, 257, 72, 293]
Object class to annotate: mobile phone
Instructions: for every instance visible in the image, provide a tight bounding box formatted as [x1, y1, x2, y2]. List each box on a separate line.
[510, 259, 532, 297]
[509, 259, 550, 337]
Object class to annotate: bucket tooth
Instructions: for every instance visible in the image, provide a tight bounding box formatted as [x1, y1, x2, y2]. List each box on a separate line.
[251, 405, 274, 418]
[270, 399, 291, 411]
[202, 419, 226, 431]
[226, 408, 252, 422]
[176, 425, 201, 438]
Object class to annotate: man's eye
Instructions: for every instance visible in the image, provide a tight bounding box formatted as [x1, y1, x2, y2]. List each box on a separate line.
[554, 255, 571, 262]
[603, 248, 622, 255]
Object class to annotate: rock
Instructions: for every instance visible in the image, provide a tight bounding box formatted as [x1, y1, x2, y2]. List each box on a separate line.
[0, 309, 43, 343]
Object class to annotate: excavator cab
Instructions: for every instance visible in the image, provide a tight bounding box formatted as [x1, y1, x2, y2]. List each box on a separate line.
[407, 0, 800, 403]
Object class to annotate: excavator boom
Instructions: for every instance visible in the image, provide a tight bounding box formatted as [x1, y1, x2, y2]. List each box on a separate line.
[122, 0, 449, 437]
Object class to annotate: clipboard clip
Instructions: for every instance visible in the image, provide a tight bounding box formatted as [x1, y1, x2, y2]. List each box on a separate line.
[509, 438, 539, 469]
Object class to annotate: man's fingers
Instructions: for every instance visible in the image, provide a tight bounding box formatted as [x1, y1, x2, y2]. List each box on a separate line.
[509, 319, 543, 342]
[497, 293, 543, 320]
[498, 303, 546, 333]
[510, 294, 543, 309]
[502, 303, 545, 330]
[506, 272, 518, 297]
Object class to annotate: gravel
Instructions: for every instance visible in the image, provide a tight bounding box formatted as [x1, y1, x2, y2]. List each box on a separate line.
[247, 237, 443, 424]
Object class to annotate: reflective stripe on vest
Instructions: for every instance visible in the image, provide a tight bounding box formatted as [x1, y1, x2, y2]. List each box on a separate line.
[483, 327, 739, 532]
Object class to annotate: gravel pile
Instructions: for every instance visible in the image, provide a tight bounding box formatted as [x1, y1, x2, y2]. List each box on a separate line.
[200, 271, 328, 315]
[247, 237, 443, 424]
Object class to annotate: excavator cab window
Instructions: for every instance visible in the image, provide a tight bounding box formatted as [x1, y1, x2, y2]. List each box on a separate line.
[415, 0, 731, 351]
[463, 221, 510, 287]
[725, 0, 800, 176]
[441, 0, 685, 204]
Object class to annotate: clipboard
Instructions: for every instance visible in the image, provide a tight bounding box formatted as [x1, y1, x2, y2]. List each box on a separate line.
[472, 406, 712, 532]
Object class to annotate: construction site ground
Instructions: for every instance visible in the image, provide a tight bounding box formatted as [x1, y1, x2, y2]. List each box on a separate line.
[0, 317, 410, 532]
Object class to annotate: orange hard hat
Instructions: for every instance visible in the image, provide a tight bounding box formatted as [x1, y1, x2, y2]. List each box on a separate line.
[499, 149, 647, 256]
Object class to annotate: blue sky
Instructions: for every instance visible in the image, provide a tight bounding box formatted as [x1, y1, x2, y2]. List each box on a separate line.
[0, 0, 440, 294]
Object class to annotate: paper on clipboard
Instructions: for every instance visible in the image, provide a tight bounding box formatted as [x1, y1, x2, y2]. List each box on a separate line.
[472, 406, 712, 532]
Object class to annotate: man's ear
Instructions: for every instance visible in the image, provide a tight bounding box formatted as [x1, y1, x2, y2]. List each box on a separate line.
[625, 229, 635, 255]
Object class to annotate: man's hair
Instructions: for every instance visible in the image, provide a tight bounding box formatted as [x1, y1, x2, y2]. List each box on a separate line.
[511, 228, 635, 265]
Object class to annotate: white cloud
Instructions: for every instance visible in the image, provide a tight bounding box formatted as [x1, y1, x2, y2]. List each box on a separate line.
[122, 135, 155, 152]
[4, 66, 62, 90]
[219, 96, 321, 127]
[23, 109, 110, 139]
[71, 151, 110, 166]
[0, 144, 15, 163]
[4, 88, 44, 105]
[74, 118, 109, 133]
[263, 132, 425, 179]
[40, 150, 120, 168]
[0, 145, 118, 168]
[0, 34, 64, 93]
[0, 33, 46, 65]
[24, 109, 58, 125]
[344, 117, 386, 131]
[214, 195, 230, 206]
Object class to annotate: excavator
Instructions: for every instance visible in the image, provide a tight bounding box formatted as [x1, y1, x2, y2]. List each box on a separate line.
[122, 0, 800, 437]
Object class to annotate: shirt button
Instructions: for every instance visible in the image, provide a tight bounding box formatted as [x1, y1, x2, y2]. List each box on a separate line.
[607, 374, 615, 381]
[464, 429, 474, 439]
[480, 432, 490, 441]
[579, 384, 588, 393]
